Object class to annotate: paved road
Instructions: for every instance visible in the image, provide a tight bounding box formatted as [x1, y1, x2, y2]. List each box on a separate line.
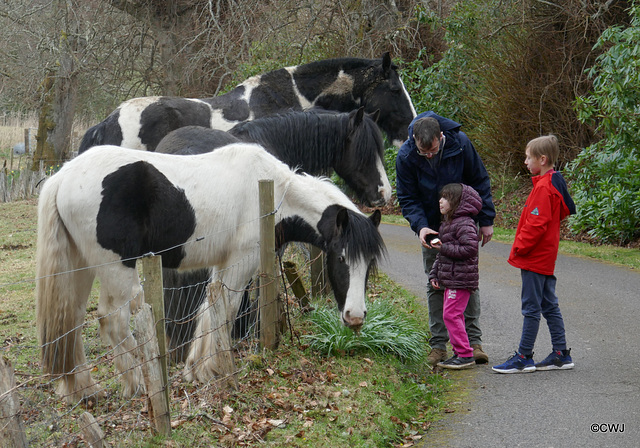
[379, 223, 640, 448]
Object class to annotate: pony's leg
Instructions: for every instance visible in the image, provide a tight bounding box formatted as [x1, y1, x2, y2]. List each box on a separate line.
[184, 264, 255, 384]
[96, 266, 145, 398]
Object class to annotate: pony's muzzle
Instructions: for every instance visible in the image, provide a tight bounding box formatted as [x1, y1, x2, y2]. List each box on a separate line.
[342, 309, 366, 330]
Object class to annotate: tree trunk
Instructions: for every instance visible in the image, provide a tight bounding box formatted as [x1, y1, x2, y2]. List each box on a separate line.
[32, 71, 56, 170]
[50, 34, 79, 160]
[32, 3, 80, 169]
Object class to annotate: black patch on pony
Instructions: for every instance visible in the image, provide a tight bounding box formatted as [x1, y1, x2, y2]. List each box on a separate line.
[78, 110, 123, 153]
[249, 69, 300, 116]
[206, 86, 252, 122]
[275, 215, 321, 249]
[96, 161, 197, 268]
[139, 98, 213, 151]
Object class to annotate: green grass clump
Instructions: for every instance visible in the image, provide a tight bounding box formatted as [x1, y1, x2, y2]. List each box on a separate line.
[303, 299, 428, 364]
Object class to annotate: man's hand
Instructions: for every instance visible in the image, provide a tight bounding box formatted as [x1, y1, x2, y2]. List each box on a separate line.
[419, 227, 439, 248]
[479, 225, 494, 247]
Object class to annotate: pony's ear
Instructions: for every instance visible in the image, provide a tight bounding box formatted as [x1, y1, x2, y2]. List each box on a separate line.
[369, 209, 382, 228]
[381, 52, 392, 77]
[336, 207, 350, 234]
[368, 109, 380, 123]
[350, 107, 365, 128]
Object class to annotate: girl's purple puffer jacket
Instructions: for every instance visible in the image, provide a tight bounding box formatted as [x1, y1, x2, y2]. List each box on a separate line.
[429, 184, 481, 290]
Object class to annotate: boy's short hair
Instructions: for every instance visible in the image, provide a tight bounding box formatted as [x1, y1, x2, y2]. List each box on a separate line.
[527, 135, 559, 167]
[413, 117, 441, 148]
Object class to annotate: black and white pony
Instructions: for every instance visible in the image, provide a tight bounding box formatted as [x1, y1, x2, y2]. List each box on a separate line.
[78, 52, 416, 153]
[36, 144, 385, 403]
[156, 107, 390, 206]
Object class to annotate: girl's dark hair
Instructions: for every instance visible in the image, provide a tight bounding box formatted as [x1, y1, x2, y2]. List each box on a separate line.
[440, 183, 463, 221]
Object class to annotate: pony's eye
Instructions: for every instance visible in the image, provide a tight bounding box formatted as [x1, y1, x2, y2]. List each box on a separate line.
[338, 255, 345, 263]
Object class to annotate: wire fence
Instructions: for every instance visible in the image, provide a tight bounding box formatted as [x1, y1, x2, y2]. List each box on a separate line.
[0, 176, 323, 447]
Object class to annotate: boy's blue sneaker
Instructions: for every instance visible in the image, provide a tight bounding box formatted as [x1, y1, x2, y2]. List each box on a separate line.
[492, 352, 536, 374]
[535, 349, 574, 371]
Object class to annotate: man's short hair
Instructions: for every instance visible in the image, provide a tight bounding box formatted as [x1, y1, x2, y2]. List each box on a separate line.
[527, 135, 559, 167]
[413, 117, 441, 149]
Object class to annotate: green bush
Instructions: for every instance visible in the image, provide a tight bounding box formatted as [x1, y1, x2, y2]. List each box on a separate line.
[567, 3, 640, 244]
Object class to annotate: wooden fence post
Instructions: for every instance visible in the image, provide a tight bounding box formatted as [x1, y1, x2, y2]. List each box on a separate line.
[259, 179, 278, 349]
[134, 303, 171, 437]
[79, 412, 105, 448]
[24, 129, 30, 155]
[140, 256, 169, 386]
[138, 256, 171, 436]
[283, 261, 311, 312]
[0, 357, 28, 448]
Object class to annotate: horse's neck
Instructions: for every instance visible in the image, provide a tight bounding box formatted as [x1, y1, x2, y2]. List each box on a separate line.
[277, 175, 355, 237]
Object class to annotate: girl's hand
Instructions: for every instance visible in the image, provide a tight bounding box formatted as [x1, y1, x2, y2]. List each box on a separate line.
[431, 238, 442, 250]
[430, 279, 440, 289]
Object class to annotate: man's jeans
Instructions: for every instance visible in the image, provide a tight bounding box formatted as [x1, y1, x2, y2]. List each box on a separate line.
[423, 246, 482, 350]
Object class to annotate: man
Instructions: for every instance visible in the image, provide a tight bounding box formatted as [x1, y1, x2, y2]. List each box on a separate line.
[396, 111, 495, 365]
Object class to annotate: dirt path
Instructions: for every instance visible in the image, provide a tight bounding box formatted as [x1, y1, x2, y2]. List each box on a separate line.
[379, 223, 640, 448]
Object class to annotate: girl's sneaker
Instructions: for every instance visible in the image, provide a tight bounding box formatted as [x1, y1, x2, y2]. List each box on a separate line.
[437, 355, 475, 370]
[492, 352, 535, 374]
[535, 349, 574, 370]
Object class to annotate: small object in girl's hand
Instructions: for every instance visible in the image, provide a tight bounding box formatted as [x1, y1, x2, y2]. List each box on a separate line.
[431, 238, 441, 245]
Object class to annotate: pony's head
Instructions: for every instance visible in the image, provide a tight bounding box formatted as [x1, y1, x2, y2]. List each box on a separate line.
[317, 206, 385, 330]
[361, 53, 416, 148]
[335, 107, 391, 207]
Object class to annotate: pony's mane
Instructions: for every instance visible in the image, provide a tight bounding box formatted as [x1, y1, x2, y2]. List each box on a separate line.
[229, 110, 383, 174]
[288, 56, 382, 73]
[348, 113, 385, 165]
[341, 209, 386, 270]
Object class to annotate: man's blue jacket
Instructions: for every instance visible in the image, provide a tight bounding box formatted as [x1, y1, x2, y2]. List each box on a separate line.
[395, 111, 495, 234]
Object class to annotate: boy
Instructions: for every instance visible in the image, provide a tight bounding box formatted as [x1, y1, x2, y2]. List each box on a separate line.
[492, 135, 576, 374]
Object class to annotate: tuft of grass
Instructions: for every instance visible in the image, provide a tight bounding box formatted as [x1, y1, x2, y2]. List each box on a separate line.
[303, 299, 429, 364]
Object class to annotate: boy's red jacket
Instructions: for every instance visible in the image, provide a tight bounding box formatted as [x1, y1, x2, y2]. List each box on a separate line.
[508, 170, 576, 275]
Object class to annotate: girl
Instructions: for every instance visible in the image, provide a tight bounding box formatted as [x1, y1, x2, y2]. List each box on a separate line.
[429, 183, 482, 369]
